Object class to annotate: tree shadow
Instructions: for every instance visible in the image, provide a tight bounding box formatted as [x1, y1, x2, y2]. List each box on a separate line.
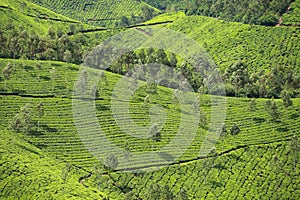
[290, 113, 299, 119]
[253, 117, 265, 123]
[158, 152, 175, 162]
[276, 127, 289, 132]
[24, 65, 34, 71]
[40, 124, 58, 133]
[40, 75, 50, 81]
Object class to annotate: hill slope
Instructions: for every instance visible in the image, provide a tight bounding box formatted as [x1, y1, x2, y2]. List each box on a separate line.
[27, 0, 160, 27]
[0, 58, 299, 199]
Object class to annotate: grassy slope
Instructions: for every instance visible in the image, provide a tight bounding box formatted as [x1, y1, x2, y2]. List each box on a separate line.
[27, 0, 160, 27]
[0, 58, 299, 199]
[282, 0, 300, 26]
[0, 128, 108, 199]
[0, 0, 96, 34]
[146, 12, 300, 74]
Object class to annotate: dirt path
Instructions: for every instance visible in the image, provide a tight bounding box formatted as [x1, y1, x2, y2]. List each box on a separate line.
[276, 3, 293, 26]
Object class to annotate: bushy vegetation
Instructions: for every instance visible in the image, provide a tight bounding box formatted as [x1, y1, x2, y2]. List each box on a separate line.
[281, 0, 300, 26]
[0, 59, 299, 199]
[0, 0, 299, 199]
[27, 0, 159, 27]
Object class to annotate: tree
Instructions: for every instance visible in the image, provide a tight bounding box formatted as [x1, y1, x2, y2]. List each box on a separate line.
[99, 71, 108, 94]
[144, 94, 150, 107]
[120, 16, 130, 27]
[270, 100, 280, 122]
[248, 98, 257, 112]
[220, 123, 227, 150]
[36, 102, 44, 131]
[61, 163, 72, 184]
[281, 90, 293, 109]
[93, 163, 103, 190]
[106, 154, 118, 170]
[2, 62, 13, 88]
[76, 70, 88, 96]
[148, 123, 161, 142]
[145, 183, 161, 200]
[162, 185, 175, 200]
[290, 135, 298, 171]
[63, 50, 72, 62]
[50, 67, 56, 93]
[177, 188, 189, 200]
[281, 90, 293, 121]
[193, 96, 200, 112]
[230, 123, 240, 135]
[199, 108, 207, 128]
[11, 103, 33, 133]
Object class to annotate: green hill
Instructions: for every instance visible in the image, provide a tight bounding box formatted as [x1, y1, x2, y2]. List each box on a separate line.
[27, 0, 160, 27]
[144, 12, 300, 98]
[0, 58, 299, 199]
[144, 0, 295, 26]
[0, 128, 109, 199]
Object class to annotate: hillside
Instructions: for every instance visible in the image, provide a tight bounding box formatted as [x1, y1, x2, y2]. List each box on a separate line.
[0, 128, 109, 199]
[143, 0, 295, 26]
[0, 58, 299, 199]
[143, 12, 300, 98]
[27, 0, 160, 27]
[0, 0, 299, 199]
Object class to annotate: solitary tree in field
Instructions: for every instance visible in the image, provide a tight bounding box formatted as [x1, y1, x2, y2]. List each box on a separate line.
[144, 94, 150, 107]
[220, 123, 227, 150]
[2, 62, 13, 88]
[36, 102, 44, 131]
[61, 163, 72, 184]
[199, 108, 207, 129]
[230, 123, 240, 135]
[11, 103, 33, 133]
[148, 123, 161, 142]
[50, 67, 56, 92]
[106, 154, 118, 170]
[76, 69, 88, 96]
[99, 71, 108, 94]
[193, 96, 200, 112]
[281, 90, 293, 121]
[248, 98, 257, 112]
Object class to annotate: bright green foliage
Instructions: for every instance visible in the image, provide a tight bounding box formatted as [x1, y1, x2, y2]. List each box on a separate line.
[281, 0, 300, 26]
[27, 0, 159, 27]
[0, 59, 299, 199]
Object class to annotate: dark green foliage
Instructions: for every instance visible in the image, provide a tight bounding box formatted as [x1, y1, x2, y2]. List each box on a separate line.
[106, 154, 118, 170]
[183, 0, 292, 26]
[149, 123, 161, 142]
[281, 90, 293, 109]
[266, 98, 280, 121]
[11, 103, 33, 133]
[177, 188, 189, 200]
[249, 98, 257, 111]
[61, 163, 72, 183]
[230, 123, 240, 135]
